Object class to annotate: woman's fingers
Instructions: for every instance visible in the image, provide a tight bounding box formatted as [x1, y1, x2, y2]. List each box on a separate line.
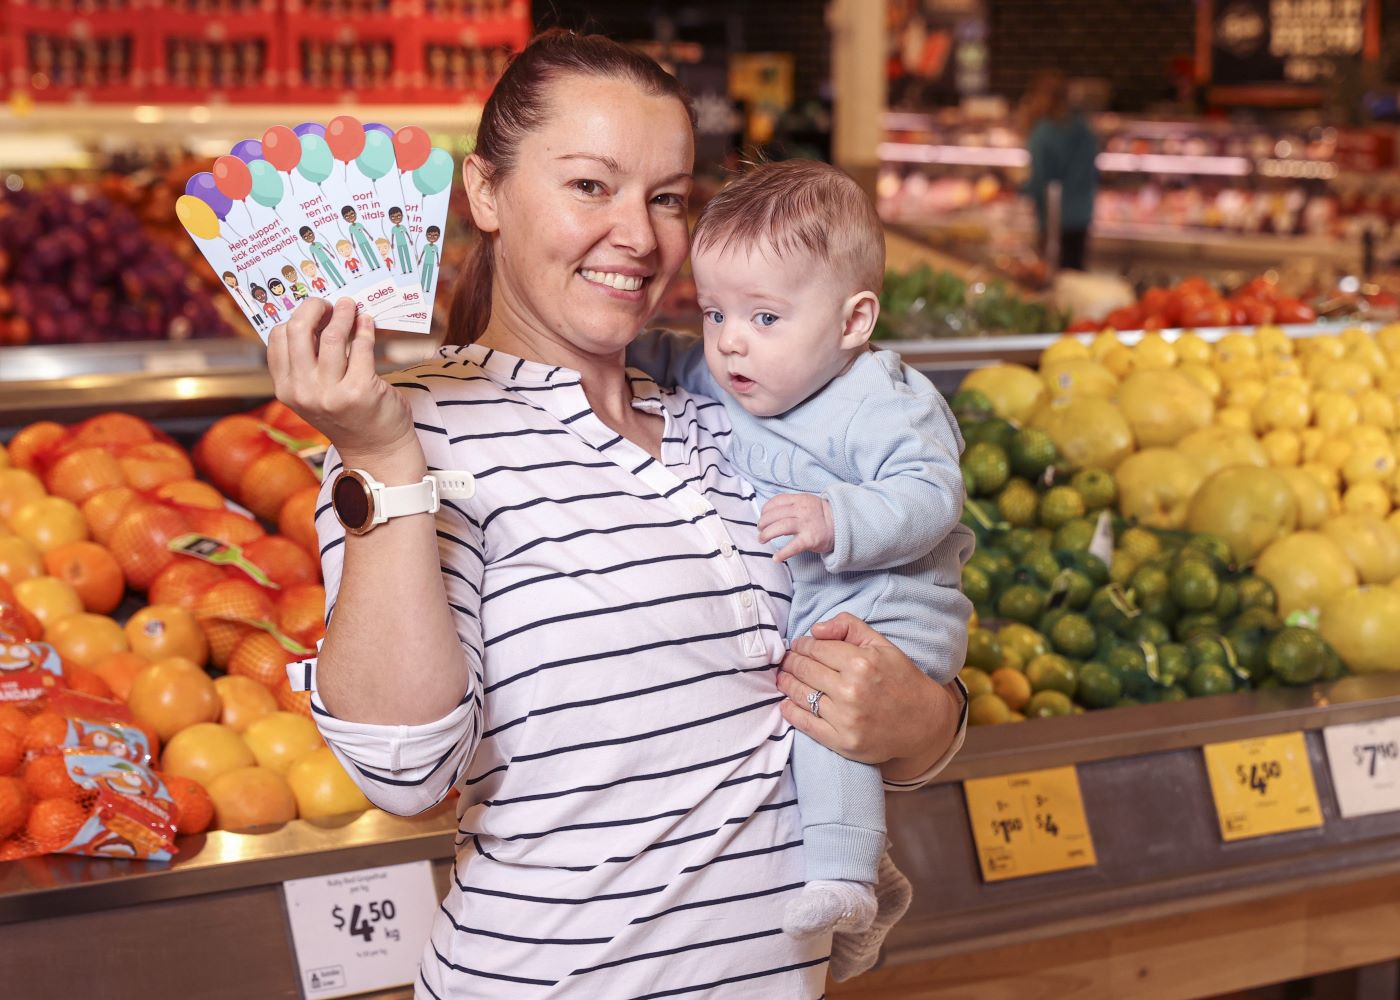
[315, 299, 359, 383]
[346, 310, 378, 383]
[778, 690, 841, 747]
[285, 298, 331, 375]
[265, 322, 290, 384]
[781, 644, 843, 693]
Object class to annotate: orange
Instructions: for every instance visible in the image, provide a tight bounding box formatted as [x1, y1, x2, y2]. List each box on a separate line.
[68, 412, 154, 450]
[149, 559, 228, 610]
[243, 711, 322, 776]
[0, 468, 47, 522]
[152, 480, 226, 510]
[161, 722, 255, 787]
[207, 765, 296, 831]
[241, 450, 318, 523]
[23, 712, 69, 753]
[0, 729, 21, 776]
[23, 754, 80, 801]
[195, 416, 272, 498]
[43, 448, 126, 504]
[229, 631, 296, 689]
[214, 675, 278, 733]
[81, 487, 140, 546]
[0, 536, 44, 587]
[4, 422, 68, 474]
[276, 584, 326, 649]
[108, 504, 190, 590]
[10, 497, 88, 554]
[196, 579, 276, 668]
[14, 576, 83, 633]
[125, 604, 208, 665]
[184, 507, 265, 547]
[244, 536, 319, 589]
[116, 442, 195, 493]
[126, 657, 222, 741]
[275, 676, 315, 719]
[65, 665, 115, 700]
[43, 541, 125, 614]
[277, 486, 321, 555]
[26, 797, 88, 850]
[0, 776, 29, 839]
[261, 400, 322, 441]
[91, 651, 150, 701]
[286, 747, 370, 820]
[46, 613, 129, 670]
[162, 772, 214, 835]
[0, 705, 27, 740]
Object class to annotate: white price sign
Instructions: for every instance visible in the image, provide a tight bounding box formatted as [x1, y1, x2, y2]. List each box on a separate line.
[282, 861, 438, 999]
[1323, 719, 1400, 819]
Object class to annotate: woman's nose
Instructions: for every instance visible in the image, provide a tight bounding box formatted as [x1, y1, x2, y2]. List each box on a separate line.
[611, 196, 658, 257]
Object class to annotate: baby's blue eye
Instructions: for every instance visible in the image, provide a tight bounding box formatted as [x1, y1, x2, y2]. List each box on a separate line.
[755, 312, 779, 327]
[703, 309, 725, 325]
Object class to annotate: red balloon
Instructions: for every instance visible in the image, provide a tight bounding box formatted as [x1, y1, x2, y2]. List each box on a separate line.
[212, 155, 252, 201]
[393, 126, 432, 172]
[326, 115, 366, 163]
[262, 126, 302, 172]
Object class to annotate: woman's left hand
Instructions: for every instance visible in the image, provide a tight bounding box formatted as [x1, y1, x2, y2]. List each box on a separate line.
[777, 613, 962, 775]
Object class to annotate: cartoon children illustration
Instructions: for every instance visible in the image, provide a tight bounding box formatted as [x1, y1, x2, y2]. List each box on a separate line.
[388, 206, 413, 273]
[417, 225, 441, 292]
[251, 283, 281, 323]
[281, 264, 310, 301]
[375, 237, 394, 271]
[299, 259, 328, 294]
[340, 205, 380, 270]
[336, 239, 362, 275]
[221, 270, 263, 328]
[268, 278, 295, 312]
[299, 226, 346, 288]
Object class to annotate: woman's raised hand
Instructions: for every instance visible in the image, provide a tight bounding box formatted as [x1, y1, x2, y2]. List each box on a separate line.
[266, 298, 419, 469]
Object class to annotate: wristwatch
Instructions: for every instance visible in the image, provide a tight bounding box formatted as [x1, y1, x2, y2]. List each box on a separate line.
[331, 468, 476, 536]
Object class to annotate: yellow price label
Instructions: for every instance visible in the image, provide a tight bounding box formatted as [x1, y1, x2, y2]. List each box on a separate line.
[1202, 732, 1323, 842]
[963, 766, 1097, 882]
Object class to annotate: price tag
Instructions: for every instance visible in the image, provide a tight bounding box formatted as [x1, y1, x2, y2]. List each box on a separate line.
[1202, 732, 1323, 841]
[282, 861, 438, 999]
[1323, 718, 1400, 818]
[963, 766, 1097, 882]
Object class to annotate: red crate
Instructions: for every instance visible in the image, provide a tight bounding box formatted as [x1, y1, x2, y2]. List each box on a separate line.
[279, 9, 414, 102]
[407, 2, 527, 103]
[148, 6, 285, 103]
[5, 2, 150, 102]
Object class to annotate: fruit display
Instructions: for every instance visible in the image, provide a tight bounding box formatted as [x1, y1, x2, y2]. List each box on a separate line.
[0, 406, 371, 854]
[1063, 276, 1318, 334]
[875, 263, 1067, 340]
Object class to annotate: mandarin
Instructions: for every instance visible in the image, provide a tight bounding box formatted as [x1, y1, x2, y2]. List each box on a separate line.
[91, 651, 150, 701]
[196, 579, 275, 668]
[126, 657, 221, 742]
[276, 584, 326, 649]
[241, 450, 318, 523]
[244, 536, 319, 589]
[161, 772, 215, 835]
[277, 486, 320, 555]
[184, 507, 265, 547]
[43, 541, 125, 614]
[68, 412, 155, 450]
[153, 480, 227, 511]
[125, 604, 208, 665]
[0, 705, 27, 740]
[23, 711, 69, 752]
[261, 400, 321, 441]
[229, 631, 297, 689]
[117, 442, 195, 493]
[4, 422, 68, 474]
[196, 415, 272, 498]
[43, 448, 126, 505]
[26, 797, 88, 850]
[23, 754, 80, 801]
[0, 729, 21, 776]
[81, 487, 141, 546]
[109, 504, 190, 590]
[274, 676, 314, 719]
[0, 776, 30, 839]
[62, 665, 114, 700]
[149, 559, 228, 610]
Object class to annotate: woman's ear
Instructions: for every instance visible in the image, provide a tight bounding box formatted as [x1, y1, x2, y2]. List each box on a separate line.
[464, 154, 500, 234]
[840, 291, 880, 350]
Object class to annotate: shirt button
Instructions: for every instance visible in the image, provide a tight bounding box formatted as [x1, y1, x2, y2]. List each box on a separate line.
[741, 591, 754, 608]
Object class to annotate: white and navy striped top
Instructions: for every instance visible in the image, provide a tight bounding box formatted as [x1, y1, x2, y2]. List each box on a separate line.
[301, 343, 965, 999]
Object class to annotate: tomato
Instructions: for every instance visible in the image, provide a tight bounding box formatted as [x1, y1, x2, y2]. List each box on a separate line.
[1234, 296, 1276, 326]
[1064, 318, 1101, 334]
[1274, 298, 1317, 324]
[1103, 306, 1143, 332]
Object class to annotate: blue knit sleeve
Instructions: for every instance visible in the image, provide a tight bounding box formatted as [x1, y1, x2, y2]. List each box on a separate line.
[626, 329, 718, 398]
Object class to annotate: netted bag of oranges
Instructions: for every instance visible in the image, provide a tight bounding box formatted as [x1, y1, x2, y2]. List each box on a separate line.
[193, 401, 324, 523]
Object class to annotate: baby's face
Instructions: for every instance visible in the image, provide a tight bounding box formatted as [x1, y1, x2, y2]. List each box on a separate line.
[693, 243, 859, 418]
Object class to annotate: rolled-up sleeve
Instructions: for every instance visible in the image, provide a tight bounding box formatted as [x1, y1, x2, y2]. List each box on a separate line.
[882, 677, 968, 793]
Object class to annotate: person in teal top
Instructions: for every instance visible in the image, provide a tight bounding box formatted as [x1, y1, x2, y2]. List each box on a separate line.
[417, 225, 440, 293]
[299, 227, 346, 288]
[1020, 70, 1098, 271]
[388, 206, 414, 274]
[341, 206, 380, 271]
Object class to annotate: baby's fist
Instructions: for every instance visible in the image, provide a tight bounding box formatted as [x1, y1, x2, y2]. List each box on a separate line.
[758, 493, 835, 563]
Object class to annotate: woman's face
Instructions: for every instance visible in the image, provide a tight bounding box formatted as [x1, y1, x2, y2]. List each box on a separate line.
[481, 74, 694, 360]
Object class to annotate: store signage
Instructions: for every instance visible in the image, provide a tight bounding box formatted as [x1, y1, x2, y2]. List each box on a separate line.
[1202, 732, 1323, 841]
[1208, 0, 1368, 89]
[282, 861, 438, 999]
[1322, 718, 1400, 819]
[963, 766, 1097, 882]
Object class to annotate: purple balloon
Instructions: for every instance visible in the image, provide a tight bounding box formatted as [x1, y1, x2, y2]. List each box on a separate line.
[365, 122, 395, 138]
[293, 122, 326, 139]
[185, 171, 234, 221]
[230, 138, 263, 163]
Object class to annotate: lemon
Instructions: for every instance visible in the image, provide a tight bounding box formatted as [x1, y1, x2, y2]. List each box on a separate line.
[1349, 343, 1389, 378]
[1376, 324, 1400, 358]
[1114, 448, 1204, 529]
[1298, 427, 1326, 462]
[961, 364, 1047, 424]
[1216, 407, 1254, 431]
[1176, 426, 1268, 476]
[1174, 332, 1212, 365]
[1253, 387, 1311, 433]
[1089, 330, 1121, 360]
[1178, 362, 1223, 402]
[1300, 461, 1341, 494]
[1358, 390, 1397, 429]
[1119, 526, 1164, 562]
[1226, 378, 1268, 410]
[1341, 442, 1397, 486]
[968, 693, 1012, 726]
[1134, 333, 1178, 370]
[1260, 429, 1301, 467]
[1342, 425, 1391, 449]
[1317, 438, 1354, 471]
[1308, 335, 1347, 360]
[1312, 391, 1360, 434]
[1343, 482, 1392, 518]
[1101, 344, 1136, 379]
[1389, 507, 1400, 538]
[1341, 326, 1373, 350]
[1314, 359, 1374, 395]
[1040, 359, 1118, 403]
[1042, 337, 1091, 366]
[1278, 467, 1332, 529]
[1263, 357, 1303, 379]
[1214, 356, 1264, 386]
[1321, 514, 1400, 584]
[1118, 370, 1214, 447]
[1255, 326, 1294, 357]
[1216, 332, 1259, 361]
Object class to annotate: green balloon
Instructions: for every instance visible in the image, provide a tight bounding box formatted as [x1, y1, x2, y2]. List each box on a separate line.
[297, 133, 334, 184]
[357, 130, 394, 181]
[248, 159, 284, 208]
[412, 148, 454, 196]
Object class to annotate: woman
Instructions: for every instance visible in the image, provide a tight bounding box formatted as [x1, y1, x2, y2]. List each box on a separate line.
[1021, 69, 1098, 272]
[268, 30, 966, 998]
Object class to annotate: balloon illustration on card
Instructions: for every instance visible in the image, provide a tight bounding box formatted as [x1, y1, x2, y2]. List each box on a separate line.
[178, 117, 455, 341]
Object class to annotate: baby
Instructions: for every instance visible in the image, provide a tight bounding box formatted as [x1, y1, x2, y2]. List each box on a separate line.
[629, 159, 973, 979]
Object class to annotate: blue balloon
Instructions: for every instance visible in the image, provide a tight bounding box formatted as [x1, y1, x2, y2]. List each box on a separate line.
[230, 138, 263, 163]
[365, 122, 394, 138]
[412, 147, 454, 196]
[297, 133, 335, 185]
[248, 159, 285, 209]
[293, 122, 326, 139]
[185, 171, 233, 220]
[356, 130, 395, 181]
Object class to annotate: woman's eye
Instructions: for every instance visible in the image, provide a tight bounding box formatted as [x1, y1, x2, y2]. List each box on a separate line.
[573, 180, 603, 196]
[653, 193, 686, 209]
[703, 309, 724, 325]
[755, 313, 779, 327]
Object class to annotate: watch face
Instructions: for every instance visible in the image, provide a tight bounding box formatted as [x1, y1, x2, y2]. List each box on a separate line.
[333, 473, 372, 532]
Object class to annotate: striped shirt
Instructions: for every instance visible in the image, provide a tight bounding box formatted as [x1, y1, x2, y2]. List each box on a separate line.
[301, 343, 965, 999]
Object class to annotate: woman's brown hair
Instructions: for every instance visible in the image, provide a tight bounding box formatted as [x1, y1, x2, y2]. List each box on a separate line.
[445, 29, 696, 346]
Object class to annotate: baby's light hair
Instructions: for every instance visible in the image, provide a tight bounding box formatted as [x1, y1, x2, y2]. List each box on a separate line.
[692, 159, 885, 294]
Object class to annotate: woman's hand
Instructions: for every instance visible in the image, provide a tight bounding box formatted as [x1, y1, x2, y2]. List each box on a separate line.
[777, 613, 964, 780]
[266, 298, 419, 470]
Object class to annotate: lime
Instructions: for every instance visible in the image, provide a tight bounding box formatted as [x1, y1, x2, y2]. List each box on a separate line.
[1053, 517, 1097, 553]
[1106, 645, 1155, 698]
[1039, 486, 1087, 529]
[1157, 642, 1193, 685]
[1213, 580, 1240, 619]
[1119, 526, 1163, 563]
[1158, 685, 1189, 703]
[997, 584, 1046, 625]
[1185, 533, 1234, 572]
[968, 692, 1013, 725]
[962, 442, 1011, 497]
[1233, 607, 1281, 632]
[964, 628, 1002, 670]
[961, 466, 977, 494]
[1170, 560, 1220, 611]
[1186, 633, 1228, 669]
[1051, 569, 1095, 610]
[1225, 624, 1272, 683]
[1025, 653, 1078, 696]
[1237, 575, 1277, 613]
[961, 565, 993, 608]
[996, 479, 1040, 527]
[1320, 642, 1345, 681]
[997, 623, 1049, 663]
[1025, 690, 1075, 718]
[1129, 616, 1172, 646]
[1067, 550, 1110, 586]
[1266, 627, 1327, 685]
[1187, 662, 1236, 697]
[990, 667, 1032, 711]
[960, 666, 995, 699]
[1050, 613, 1098, 658]
[1109, 550, 1139, 586]
[1257, 676, 1283, 690]
[964, 417, 1018, 450]
[950, 387, 996, 422]
[1020, 548, 1062, 588]
[999, 648, 1026, 673]
[1076, 661, 1123, 709]
[1070, 467, 1118, 511]
[1006, 428, 1053, 479]
[1136, 592, 1179, 626]
[960, 499, 1000, 542]
[1094, 630, 1121, 662]
[1175, 612, 1222, 642]
[1029, 527, 1055, 551]
[1002, 525, 1045, 557]
[1037, 607, 1069, 637]
[1087, 585, 1138, 635]
[1128, 564, 1170, 604]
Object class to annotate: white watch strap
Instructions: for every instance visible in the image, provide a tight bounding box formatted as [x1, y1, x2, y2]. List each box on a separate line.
[374, 471, 476, 523]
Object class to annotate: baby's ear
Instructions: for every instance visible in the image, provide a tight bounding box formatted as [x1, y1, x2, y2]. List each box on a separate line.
[841, 291, 880, 349]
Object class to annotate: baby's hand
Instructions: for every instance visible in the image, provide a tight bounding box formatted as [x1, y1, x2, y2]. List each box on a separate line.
[758, 493, 835, 563]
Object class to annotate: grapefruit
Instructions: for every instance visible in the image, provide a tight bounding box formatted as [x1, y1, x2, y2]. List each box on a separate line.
[1321, 515, 1400, 584]
[961, 365, 1046, 424]
[1319, 586, 1400, 674]
[125, 604, 209, 665]
[1176, 427, 1269, 477]
[126, 657, 222, 741]
[214, 675, 278, 733]
[243, 712, 324, 776]
[1030, 397, 1135, 470]
[161, 723, 255, 787]
[1116, 370, 1213, 447]
[1186, 466, 1298, 564]
[1255, 532, 1359, 616]
[1114, 448, 1204, 530]
[207, 766, 297, 831]
[286, 748, 370, 820]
